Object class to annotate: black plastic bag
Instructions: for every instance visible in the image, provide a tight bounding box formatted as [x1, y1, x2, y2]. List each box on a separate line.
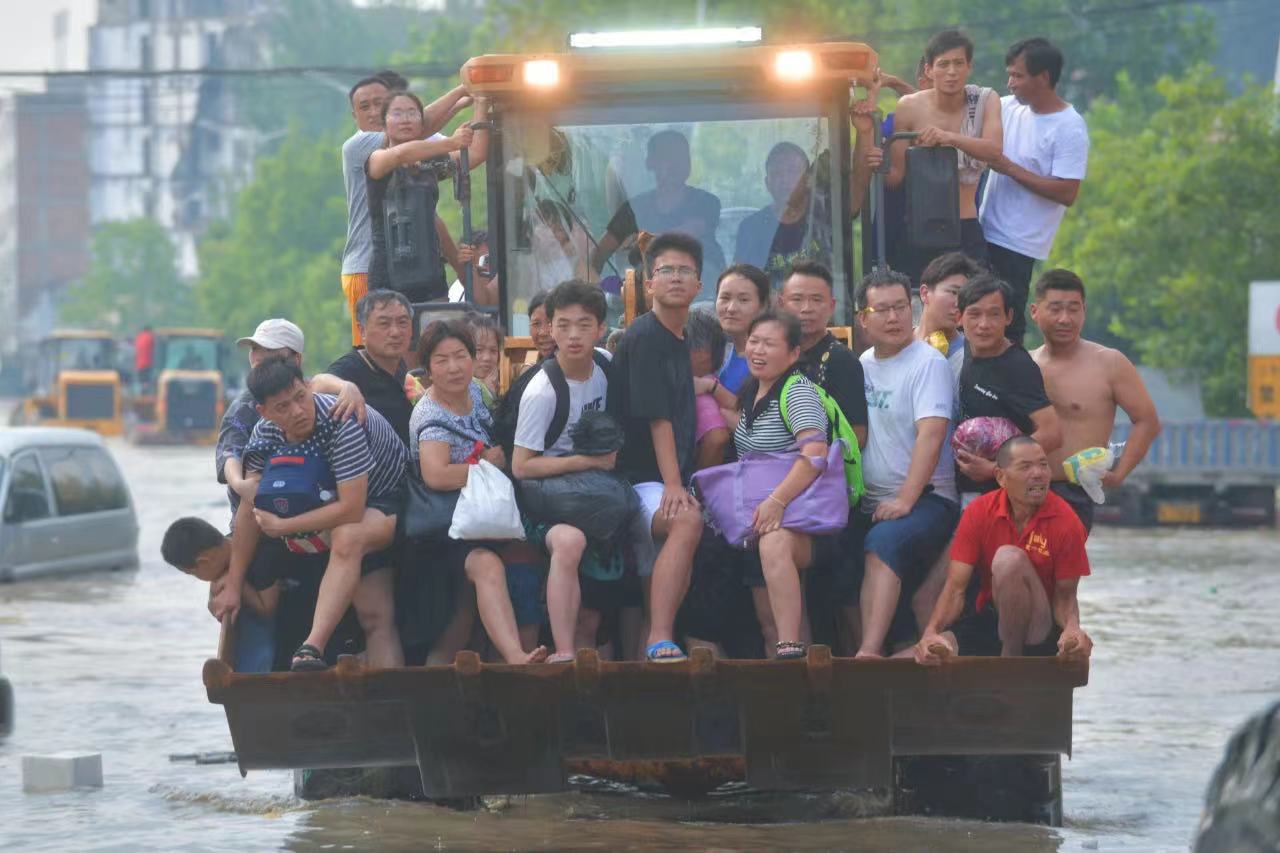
[570, 409, 625, 455]
[518, 470, 638, 546]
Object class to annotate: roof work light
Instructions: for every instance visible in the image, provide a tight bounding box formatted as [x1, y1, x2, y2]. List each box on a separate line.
[568, 27, 763, 50]
[522, 59, 561, 88]
[774, 49, 815, 81]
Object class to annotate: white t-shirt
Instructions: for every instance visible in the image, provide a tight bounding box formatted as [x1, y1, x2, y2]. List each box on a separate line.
[513, 355, 609, 456]
[860, 339, 957, 504]
[978, 96, 1089, 260]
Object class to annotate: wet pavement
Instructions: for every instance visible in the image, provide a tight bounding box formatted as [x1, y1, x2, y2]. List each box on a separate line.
[1, 441, 1276, 852]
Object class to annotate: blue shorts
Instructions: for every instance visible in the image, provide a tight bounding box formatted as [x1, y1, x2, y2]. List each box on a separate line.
[505, 562, 545, 628]
[861, 492, 960, 587]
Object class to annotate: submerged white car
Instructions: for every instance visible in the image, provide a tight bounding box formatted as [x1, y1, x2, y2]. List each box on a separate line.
[0, 427, 139, 581]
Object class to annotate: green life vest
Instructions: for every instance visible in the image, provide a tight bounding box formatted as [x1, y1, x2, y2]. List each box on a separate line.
[779, 373, 865, 506]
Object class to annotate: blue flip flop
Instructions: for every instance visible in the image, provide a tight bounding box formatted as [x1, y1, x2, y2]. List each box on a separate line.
[645, 640, 687, 663]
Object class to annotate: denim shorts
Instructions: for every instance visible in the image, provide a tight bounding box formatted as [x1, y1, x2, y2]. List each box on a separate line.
[861, 492, 961, 587]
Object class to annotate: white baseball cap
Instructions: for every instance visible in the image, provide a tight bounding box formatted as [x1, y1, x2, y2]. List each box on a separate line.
[236, 319, 305, 354]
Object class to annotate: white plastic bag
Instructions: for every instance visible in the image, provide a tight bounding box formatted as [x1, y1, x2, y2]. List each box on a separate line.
[448, 459, 526, 541]
[1062, 447, 1115, 505]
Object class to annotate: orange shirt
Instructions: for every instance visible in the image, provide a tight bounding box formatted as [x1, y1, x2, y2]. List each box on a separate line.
[951, 487, 1090, 612]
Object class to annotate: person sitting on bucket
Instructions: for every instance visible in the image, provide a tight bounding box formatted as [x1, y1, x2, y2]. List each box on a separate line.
[719, 310, 834, 660]
[213, 358, 407, 671]
[512, 281, 621, 663]
[914, 435, 1093, 662]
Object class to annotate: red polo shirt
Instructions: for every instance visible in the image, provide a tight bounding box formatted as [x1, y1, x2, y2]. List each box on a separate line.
[951, 488, 1091, 612]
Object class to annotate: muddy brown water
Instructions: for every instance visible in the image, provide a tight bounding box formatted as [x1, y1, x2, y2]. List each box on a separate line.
[1, 442, 1276, 852]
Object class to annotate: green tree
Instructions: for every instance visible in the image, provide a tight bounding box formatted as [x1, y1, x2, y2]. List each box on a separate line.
[61, 219, 195, 335]
[1052, 66, 1280, 416]
[197, 130, 352, 371]
[424, 0, 1213, 110]
[234, 0, 429, 141]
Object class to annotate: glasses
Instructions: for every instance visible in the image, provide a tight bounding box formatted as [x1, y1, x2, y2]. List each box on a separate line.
[862, 301, 912, 318]
[386, 110, 420, 121]
[654, 265, 697, 279]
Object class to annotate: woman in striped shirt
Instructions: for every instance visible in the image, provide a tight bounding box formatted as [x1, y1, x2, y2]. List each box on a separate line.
[725, 311, 832, 660]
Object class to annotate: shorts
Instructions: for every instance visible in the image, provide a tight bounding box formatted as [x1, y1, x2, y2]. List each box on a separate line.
[246, 536, 393, 591]
[629, 482, 667, 578]
[581, 573, 626, 613]
[505, 561, 545, 628]
[523, 518, 626, 582]
[695, 393, 729, 444]
[830, 516, 868, 606]
[366, 483, 405, 521]
[677, 530, 760, 653]
[739, 532, 839, 588]
[950, 603, 1062, 657]
[1050, 481, 1095, 535]
[861, 492, 960, 586]
[341, 273, 368, 346]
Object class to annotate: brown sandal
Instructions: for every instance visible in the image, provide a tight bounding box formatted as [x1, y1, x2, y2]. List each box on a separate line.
[775, 641, 807, 660]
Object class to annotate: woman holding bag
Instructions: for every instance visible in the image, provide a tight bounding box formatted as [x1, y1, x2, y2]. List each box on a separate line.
[721, 311, 837, 660]
[409, 320, 549, 665]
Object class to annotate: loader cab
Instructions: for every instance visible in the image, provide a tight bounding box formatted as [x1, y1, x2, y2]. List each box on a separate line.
[129, 328, 227, 444]
[464, 36, 878, 343]
[21, 331, 123, 436]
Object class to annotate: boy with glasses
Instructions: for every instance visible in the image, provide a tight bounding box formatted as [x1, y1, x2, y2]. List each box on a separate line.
[607, 232, 706, 662]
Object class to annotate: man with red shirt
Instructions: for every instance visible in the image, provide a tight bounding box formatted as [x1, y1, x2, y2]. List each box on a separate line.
[915, 435, 1093, 661]
[134, 325, 155, 392]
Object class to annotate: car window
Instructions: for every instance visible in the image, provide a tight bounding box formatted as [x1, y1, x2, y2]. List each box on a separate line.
[3, 453, 50, 523]
[41, 447, 130, 516]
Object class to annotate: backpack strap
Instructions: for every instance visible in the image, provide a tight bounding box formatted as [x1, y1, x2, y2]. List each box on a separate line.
[540, 359, 573, 451]
[541, 350, 611, 450]
[778, 372, 815, 437]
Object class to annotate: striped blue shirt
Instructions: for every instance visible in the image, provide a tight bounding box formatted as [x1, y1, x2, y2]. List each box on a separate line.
[244, 393, 406, 501]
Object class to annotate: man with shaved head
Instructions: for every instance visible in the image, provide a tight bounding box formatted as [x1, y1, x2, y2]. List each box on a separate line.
[915, 435, 1093, 662]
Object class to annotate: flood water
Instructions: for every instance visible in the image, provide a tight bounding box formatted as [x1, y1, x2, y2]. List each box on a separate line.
[1, 442, 1276, 852]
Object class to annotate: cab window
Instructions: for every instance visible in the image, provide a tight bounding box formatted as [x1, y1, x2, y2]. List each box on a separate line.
[41, 447, 130, 516]
[3, 453, 51, 523]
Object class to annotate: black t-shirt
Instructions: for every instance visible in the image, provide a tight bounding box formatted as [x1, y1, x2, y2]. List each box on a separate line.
[957, 344, 1052, 493]
[798, 333, 868, 431]
[607, 311, 696, 485]
[326, 349, 412, 447]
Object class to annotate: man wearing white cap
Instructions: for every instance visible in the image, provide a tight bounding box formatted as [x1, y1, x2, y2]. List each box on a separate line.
[217, 319, 366, 525]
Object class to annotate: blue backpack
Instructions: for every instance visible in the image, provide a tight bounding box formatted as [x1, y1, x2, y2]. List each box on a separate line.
[254, 450, 337, 553]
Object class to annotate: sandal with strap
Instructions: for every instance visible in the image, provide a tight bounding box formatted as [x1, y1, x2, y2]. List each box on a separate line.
[290, 643, 328, 672]
[775, 641, 807, 661]
[645, 640, 687, 663]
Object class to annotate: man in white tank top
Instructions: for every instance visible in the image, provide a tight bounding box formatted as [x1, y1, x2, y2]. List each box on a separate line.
[878, 29, 1003, 282]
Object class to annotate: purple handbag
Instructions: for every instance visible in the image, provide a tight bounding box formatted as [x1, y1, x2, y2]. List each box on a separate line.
[691, 439, 851, 550]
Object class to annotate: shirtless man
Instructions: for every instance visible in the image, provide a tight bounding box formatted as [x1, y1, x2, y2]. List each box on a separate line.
[1030, 269, 1161, 533]
[881, 29, 1002, 270]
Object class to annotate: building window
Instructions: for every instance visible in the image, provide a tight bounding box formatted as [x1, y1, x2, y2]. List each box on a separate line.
[140, 35, 152, 71]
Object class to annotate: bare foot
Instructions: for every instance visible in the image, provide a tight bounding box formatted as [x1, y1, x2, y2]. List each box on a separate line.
[854, 650, 883, 660]
[521, 645, 549, 664]
[546, 651, 574, 664]
[929, 633, 958, 660]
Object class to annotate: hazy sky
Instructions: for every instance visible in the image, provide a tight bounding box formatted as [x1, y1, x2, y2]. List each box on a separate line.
[0, 0, 97, 90]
